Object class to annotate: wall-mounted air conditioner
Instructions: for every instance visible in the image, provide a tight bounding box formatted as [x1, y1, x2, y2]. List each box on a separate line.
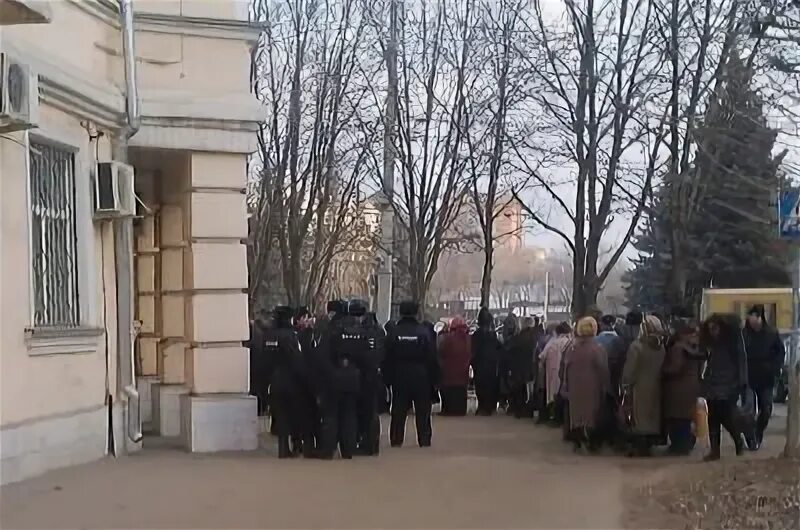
[93, 161, 135, 219]
[0, 52, 38, 132]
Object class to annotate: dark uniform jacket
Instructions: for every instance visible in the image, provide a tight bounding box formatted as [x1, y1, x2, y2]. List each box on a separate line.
[264, 324, 304, 395]
[384, 317, 439, 387]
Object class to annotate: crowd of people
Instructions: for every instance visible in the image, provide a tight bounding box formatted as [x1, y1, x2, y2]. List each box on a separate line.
[248, 301, 785, 462]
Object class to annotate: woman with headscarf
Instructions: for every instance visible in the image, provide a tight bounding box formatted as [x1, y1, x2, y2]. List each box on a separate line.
[662, 321, 703, 455]
[438, 317, 472, 416]
[620, 315, 667, 456]
[700, 313, 747, 461]
[472, 308, 501, 415]
[563, 317, 609, 452]
[538, 322, 572, 424]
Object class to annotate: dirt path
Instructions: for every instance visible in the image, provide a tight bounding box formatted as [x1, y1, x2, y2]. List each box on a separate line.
[2, 415, 632, 529]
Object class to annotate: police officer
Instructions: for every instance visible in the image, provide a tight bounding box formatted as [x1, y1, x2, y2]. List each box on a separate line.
[385, 301, 439, 447]
[247, 317, 270, 416]
[263, 306, 304, 458]
[353, 306, 385, 456]
[317, 300, 361, 459]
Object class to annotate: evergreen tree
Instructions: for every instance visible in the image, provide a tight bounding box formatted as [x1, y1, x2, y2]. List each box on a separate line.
[626, 51, 789, 314]
[688, 52, 789, 291]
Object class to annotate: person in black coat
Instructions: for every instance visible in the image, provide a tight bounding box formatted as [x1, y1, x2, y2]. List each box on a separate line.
[263, 306, 305, 458]
[384, 301, 439, 447]
[700, 313, 748, 461]
[743, 304, 786, 450]
[247, 318, 270, 416]
[354, 307, 386, 456]
[315, 300, 361, 459]
[506, 317, 538, 418]
[472, 307, 501, 416]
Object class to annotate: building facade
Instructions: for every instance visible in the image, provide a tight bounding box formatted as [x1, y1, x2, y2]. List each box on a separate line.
[0, 0, 261, 485]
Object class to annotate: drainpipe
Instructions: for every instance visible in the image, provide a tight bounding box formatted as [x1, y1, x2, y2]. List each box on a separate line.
[119, 0, 141, 143]
[112, 0, 142, 450]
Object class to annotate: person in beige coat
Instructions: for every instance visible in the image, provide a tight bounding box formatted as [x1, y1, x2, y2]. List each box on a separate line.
[563, 317, 609, 452]
[621, 315, 667, 456]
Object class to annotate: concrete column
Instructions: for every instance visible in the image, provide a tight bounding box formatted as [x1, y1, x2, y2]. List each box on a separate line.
[134, 171, 160, 430]
[181, 152, 256, 452]
[152, 157, 190, 437]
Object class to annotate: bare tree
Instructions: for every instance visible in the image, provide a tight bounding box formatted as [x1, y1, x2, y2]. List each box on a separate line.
[370, 0, 478, 311]
[512, 0, 666, 317]
[466, 0, 529, 307]
[250, 0, 380, 310]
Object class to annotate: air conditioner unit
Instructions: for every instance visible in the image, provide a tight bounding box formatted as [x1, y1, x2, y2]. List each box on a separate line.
[93, 161, 135, 219]
[0, 53, 38, 132]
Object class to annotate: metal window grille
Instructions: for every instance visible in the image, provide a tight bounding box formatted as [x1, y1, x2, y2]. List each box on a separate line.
[29, 141, 80, 327]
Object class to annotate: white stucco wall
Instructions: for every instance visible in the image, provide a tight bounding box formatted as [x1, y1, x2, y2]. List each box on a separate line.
[0, 0, 261, 484]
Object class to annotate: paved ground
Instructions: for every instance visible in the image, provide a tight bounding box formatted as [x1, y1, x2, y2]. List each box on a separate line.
[0, 408, 789, 529]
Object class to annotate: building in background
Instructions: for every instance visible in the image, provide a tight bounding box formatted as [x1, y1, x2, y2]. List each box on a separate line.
[1, 0, 262, 485]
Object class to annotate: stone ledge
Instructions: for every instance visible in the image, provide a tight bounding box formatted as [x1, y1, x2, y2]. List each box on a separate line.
[0, 406, 107, 485]
[181, 394, 257, 452]
[151, 384, 187, 438]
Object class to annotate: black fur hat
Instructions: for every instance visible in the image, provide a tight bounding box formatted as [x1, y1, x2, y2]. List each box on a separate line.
[273, 305, 293, 324]
[625, 311, 644, 326]
[399, 301, 419, 317]
[327, 300, 345, 314]
[348, 299, 368, 317]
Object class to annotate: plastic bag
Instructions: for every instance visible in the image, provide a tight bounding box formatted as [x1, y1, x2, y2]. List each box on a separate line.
[694, 397, 709, 448]
[734, 387, 756, 438]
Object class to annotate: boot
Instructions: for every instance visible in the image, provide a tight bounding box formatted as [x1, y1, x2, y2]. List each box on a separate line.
[703, 432, 721, 462]
[302, 437, 316, 459]
[278, 437, 292, 459]
[734, 433, 745, 456]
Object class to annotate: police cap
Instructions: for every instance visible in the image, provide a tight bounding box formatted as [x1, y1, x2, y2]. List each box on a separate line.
[399, 301, 419, 317]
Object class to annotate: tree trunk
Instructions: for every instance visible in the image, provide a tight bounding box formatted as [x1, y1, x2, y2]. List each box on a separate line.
[480, 236, 493, 308]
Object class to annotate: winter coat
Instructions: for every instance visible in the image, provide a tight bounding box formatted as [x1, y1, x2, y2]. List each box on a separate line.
[596, 331, 628, 393]
[662, 339, 703, 420]
[506, 327, 538, 387]
[616, 324, 640, 355]
[563, 337, 610, 430]
[471, 327, 501, 382]
[743, 323, 785, 388]
[621, 336, 666, 435]
[439, 323, 472, 387]
[702, 315, 748, 400]
[539, 334, 571, 405]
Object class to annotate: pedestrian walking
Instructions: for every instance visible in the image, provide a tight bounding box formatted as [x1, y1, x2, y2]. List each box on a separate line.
[700, 313, 747, 461]
[662, 321, 703, 455]
[742, 304, 785, 450]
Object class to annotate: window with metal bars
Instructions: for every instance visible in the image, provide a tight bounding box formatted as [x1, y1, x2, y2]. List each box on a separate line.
[29, 141, 80, 328]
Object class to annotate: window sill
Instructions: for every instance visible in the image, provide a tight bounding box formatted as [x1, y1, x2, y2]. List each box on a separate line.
[24, 326, 104, 356]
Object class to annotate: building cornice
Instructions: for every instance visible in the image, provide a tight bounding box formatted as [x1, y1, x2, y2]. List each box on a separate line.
[66, 0, 262, 42]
